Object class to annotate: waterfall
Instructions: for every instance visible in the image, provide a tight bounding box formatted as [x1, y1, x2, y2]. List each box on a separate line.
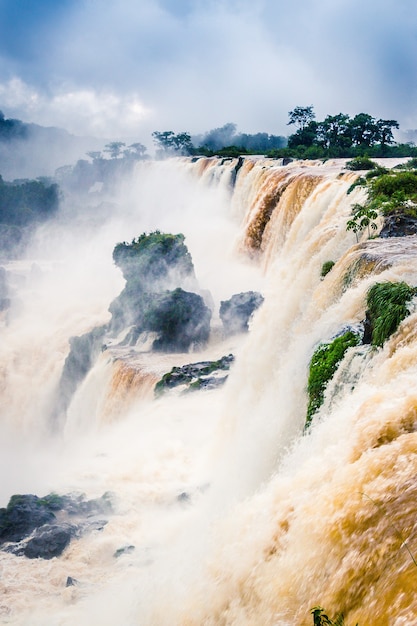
[1, 156, 417, 625]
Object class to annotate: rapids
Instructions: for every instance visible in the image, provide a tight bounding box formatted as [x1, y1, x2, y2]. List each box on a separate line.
[1, 156, 417, 625]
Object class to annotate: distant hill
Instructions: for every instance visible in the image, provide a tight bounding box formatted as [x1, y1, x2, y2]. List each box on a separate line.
[0, 111, 103, 180]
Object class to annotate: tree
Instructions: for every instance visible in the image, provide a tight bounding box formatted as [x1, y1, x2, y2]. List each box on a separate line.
[152, 131, 193, 157]
[287, 120, 318, 148]
[103, 141, 126, 159]
[349, 113, 379, 147]
[376, 119, 399, 149]
[287, 105, 315, 130]
[346, 203, 378, 241]
[86, 151, 102, 161]
[317, 113, 352, 149]
[123, 142, 147, 159]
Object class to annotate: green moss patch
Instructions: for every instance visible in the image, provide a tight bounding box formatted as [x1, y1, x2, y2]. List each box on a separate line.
[306, 331, 361, 427]
[366, 282, 416, 347]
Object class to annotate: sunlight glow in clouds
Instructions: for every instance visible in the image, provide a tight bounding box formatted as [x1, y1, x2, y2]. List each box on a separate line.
[0, 78, 151, 137]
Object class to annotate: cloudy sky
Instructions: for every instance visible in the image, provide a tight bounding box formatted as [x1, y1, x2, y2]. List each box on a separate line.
[0, 0, 416, 145]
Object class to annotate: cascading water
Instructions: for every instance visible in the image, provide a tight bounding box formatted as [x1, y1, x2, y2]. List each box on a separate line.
[1, 156, 417, 625]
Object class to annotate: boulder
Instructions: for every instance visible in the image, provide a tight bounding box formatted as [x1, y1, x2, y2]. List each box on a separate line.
[142, 288, 211, 352]
[155, 354, 234, 395]
[0, 495, 55, 543]
[380, 214, 417, 238]
[219, 291, 264, 335]
[109, 232, 201, 336]
[0, 491, 113, 559]
[23, 524, 75, 559]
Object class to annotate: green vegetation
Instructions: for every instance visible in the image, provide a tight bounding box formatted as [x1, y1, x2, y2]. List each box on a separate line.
[345, 166, 417, 241]
[0, 175, 60, 257]
[366, 282, 416, 347]
[0, 176, 59, 227]
[345, 156, 377, 171]
[154, 354, 234, 395]
[112, 231, 194, 283]
[346, 204, 379, 241]
[306, 331, 361, 427]
[320, 260, 335, 277]
[268, 105, 413, 160]
[311, 606, 349, 625]
[152, 131, 194, 157]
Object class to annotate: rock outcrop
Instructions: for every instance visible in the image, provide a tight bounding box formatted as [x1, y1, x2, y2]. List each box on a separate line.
[155, 354, 234, 395]
[0, 492, 112, 559]
[219, 291, 264, 335]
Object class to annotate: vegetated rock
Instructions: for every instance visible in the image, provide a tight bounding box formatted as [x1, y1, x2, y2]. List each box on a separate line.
[306, 330, 361, 429]
[155, 354, 234, 395]
[379, 214, 417, 238]
[142, 288, 211, 352]
[23, 523, 76, 559]
[0, 492, 113, 559]
[364, 281, 416, 347]
[109, 231, 199, 334]
[113, 231, 195, 287]
[0, 495, 55, 543]
[53, 232, 212, 425]
[219, 291, 264, 335]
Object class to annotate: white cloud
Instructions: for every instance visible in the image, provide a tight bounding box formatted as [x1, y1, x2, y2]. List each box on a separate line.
[0, 77, 152, 138]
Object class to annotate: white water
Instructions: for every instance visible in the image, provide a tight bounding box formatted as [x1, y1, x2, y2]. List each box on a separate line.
[1, 157, 417, 625]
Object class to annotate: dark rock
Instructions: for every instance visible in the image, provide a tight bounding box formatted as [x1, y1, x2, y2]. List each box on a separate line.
[188, 376, 228, 391]
[58, 492, 113, 517]
[142, 288, 211, 352]
[66, 576, 78, 587]
[114, 545, 135, 558]
[0, 266, 9, 311]
[230, 156, 245, 188]
[0, 495, 55, 543]
[380, 214, 417, 238]
[219, 291, 264, 335]
[24, 523, 75, 559]
[362, 311, 373, 345]
[155, 354, 234, 395]
[109, 232, 201, 338]
[177, 492, 190, 502]
[0, 491, 113, 559]
[55, 325, 107, 421]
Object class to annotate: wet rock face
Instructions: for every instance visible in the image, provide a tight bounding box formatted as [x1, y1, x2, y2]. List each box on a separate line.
[219, 291, 264, 335]
[155, 354, 234, 395]
[0, 495, 55, 543]
[23, 524, 75, 560]
[142, 288, 211, 352]
[379, 214, 417, 238]
[0, 492, 112, 559]
[109, 233, 208, 350]
[0, 266, 10, 311]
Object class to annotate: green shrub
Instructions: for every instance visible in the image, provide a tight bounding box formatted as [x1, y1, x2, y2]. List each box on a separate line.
[369, 171, 417, 199]
[321, 261, 335, 277]
[345, 156, 378, 171]
[366, 282, 416, 347]
[306, 331, 361, 427]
